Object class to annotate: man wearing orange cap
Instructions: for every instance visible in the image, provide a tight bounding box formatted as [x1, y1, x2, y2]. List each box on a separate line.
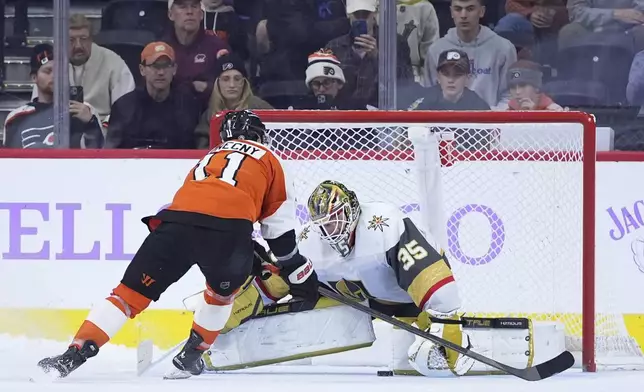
[104, 42, 201, 149]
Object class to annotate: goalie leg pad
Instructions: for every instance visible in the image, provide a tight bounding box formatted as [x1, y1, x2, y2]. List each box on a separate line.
[407, 311, 474, 377]
[220, 280, 265, 333]
[395, 317, 563, 376]
[204, 303, 375, 371]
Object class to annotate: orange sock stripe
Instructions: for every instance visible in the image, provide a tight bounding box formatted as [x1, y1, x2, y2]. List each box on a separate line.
[192, 321, 220, 347]
[112, 283, 152, 317]
[73, 320, 110, 348]
[204, 283, 239, 305]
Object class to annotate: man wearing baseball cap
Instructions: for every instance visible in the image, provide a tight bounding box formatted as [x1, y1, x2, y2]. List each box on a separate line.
[325, 0, 413, 107]
[402, 49, 489, 110]
[105, 42, 201, 149]
[165, 0, 230, 110]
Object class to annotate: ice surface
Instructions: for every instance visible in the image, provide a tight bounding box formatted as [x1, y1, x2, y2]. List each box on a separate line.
[1, 334, 643, 392]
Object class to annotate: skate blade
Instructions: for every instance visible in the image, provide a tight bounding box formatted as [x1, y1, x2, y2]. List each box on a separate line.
[163, 368, 193, 380]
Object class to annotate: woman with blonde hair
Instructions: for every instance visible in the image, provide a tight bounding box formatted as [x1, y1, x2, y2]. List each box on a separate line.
[195, 53, 272, 148]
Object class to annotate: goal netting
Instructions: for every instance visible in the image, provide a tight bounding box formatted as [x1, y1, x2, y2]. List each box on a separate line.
[211, 110, 643, 371]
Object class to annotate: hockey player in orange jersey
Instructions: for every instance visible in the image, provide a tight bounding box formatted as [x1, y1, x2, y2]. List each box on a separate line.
[36, 110, 319, 379]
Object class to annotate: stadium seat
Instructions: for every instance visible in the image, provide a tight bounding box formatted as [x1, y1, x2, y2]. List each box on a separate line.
[93, 29, 156, 86]
[543, 79, 607, 107]
[557, 32, 635, 105]
[100, 0, 170, 38]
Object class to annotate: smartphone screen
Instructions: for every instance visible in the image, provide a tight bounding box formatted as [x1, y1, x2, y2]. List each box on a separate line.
[70, 86, 84, 102]
[351, 20, 368, 39]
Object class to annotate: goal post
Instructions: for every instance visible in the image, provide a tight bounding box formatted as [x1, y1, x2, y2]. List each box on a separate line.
[208, 109, 637, 372]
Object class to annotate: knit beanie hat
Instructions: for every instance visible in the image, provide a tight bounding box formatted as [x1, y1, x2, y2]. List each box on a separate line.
[215, 53, 248, 79]
[305, 49, 346, 87]
[31, 43, 53, 75]
[507, 60, 543, 89]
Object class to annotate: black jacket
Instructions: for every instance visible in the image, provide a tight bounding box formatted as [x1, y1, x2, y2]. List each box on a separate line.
[400, 85, 490, 111]
[105, 85, 201, 149]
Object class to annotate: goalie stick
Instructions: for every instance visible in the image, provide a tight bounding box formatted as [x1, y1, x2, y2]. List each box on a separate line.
[318, 286, 575, 382]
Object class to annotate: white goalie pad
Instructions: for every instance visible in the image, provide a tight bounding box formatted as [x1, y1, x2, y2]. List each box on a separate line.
[204, 304, 376, 371]
[391, 320, 566, 375]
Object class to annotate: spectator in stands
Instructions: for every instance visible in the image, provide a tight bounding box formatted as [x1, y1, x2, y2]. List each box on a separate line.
[255, 0, 350, 108]
[295, 49, 364, 109]
[397, 0, 440, 85]
[195, 53, 272, 148]
[402, 49, 490, 110]
[105, 42, 201, 149]
[495, 1, 568, 35]
[627, 49, 644, 105]
[560, 1, 644, 52]
[425, 0, 517, 108]
[4, 44, 104, 149]
[31, 14, 134, 124]
[326, 0, 413, 108]
[203, 0, 249, 61]
[166, 0, 231, 110]
[498, 60, 564, 110]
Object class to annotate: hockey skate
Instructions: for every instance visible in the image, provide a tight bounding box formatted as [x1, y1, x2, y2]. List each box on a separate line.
[37, 340, 99, 378]
[164, 329, 206, 380]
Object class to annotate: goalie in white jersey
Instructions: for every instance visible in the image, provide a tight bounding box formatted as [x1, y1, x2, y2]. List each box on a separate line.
[301, 180, 473, 376]
[201, 180, 475, 376]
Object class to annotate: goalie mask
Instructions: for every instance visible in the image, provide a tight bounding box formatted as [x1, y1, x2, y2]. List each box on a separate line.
[220, 109, 270, 145]
[307, 180, 361, 257]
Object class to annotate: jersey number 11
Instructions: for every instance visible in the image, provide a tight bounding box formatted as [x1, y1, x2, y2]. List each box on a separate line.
[193, 151, 246, 186]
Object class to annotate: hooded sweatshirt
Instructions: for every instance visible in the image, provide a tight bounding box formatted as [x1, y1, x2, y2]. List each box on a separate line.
[424, 26, 517, 108]
[203, 1, 248, 61]
[397, 0, 440, 82]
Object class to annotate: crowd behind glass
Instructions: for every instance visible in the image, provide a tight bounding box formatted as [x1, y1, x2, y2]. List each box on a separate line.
[2, 0, 643, 150]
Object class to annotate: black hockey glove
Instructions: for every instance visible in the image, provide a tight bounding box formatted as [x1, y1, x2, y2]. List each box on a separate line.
[251, 241, 280, 280]
[279, 254, 319, 306]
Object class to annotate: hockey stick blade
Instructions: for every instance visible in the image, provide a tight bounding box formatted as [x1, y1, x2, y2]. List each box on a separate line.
[137, 337, 188, 377]
[318, 287, 574, 381]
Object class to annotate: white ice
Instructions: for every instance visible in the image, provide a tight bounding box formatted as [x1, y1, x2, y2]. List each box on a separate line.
[1, 334, 643, 392]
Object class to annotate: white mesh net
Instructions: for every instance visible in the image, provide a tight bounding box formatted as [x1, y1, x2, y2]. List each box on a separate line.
[214, 110, 644, 370]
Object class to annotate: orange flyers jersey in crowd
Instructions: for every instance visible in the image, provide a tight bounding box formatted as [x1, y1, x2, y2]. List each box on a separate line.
[167, 139, 297, 239]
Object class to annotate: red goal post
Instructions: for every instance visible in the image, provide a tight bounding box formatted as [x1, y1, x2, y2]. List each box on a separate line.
[210, 110, 600, 371]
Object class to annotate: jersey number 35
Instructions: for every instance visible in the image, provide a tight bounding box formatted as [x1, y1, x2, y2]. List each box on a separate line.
[398, 240, 428, 271]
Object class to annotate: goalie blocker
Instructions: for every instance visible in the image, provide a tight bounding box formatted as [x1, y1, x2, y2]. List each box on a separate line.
[200, 285, 568, 374]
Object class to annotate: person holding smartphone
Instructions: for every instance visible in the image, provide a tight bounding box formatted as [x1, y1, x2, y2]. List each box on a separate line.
[325, 0, 413, 108]
[2, 44, 104, 149]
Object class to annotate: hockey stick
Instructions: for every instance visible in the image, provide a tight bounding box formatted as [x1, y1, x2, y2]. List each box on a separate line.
[137, 337, 188, 376]
[318, 287, 575, 381]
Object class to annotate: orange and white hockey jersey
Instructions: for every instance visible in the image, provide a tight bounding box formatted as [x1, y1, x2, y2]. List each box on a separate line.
[156, 140, 297, 249]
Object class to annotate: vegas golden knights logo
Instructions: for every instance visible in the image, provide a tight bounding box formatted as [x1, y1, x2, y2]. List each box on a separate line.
[331, 279, 370, 301]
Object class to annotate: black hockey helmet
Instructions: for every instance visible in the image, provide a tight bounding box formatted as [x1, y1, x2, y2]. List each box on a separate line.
[219, 110, 270, 145]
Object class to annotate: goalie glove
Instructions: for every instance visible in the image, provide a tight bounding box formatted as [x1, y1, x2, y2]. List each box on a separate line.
[278, 254, 319, 307]
[407, 309, 475, 377]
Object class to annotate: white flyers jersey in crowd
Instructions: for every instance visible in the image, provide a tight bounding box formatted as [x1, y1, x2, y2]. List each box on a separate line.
[297, 202, 456, 309]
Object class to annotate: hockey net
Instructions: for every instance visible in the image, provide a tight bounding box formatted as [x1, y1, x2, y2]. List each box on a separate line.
[210, 110, 643, 371]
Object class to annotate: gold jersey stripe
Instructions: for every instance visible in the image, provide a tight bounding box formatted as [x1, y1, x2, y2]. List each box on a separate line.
[407, 258, 454, 307]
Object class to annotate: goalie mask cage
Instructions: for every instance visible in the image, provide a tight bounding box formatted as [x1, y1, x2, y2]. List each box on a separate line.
[210, 110, 642, 372]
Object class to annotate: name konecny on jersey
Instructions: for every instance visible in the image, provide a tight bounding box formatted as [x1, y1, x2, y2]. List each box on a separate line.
[214, 141, 266, 159]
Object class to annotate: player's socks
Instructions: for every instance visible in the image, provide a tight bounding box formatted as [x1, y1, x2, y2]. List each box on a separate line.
[37, 340, 99, 378]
